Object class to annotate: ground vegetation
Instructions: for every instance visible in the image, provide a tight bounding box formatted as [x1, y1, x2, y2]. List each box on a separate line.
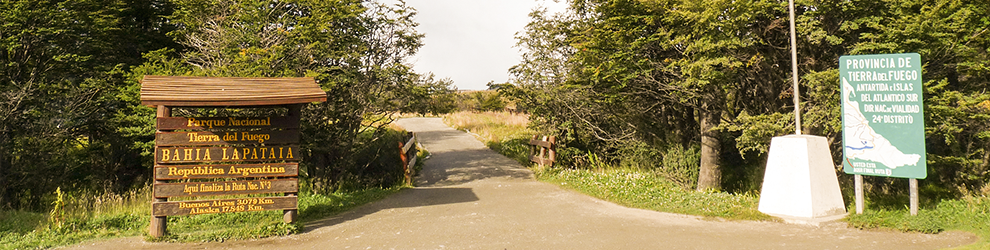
[508, 0, 990, 197]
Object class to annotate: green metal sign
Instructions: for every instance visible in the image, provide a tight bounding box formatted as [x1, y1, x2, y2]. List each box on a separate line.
[840, 53, 926, 179]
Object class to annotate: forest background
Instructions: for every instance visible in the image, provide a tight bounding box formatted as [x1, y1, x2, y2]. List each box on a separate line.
[0, 0, 460, 211]
[506, 0, 990, 198]
[0, 0, 989, 226]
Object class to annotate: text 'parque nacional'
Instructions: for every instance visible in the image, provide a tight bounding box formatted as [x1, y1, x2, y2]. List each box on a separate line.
[186, 117, 272, 129]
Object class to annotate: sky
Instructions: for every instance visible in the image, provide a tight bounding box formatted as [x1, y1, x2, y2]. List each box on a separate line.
[383, 0, 568, 90]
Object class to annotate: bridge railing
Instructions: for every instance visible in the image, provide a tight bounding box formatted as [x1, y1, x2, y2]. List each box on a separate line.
[528, 135, 556, 168]
[399, 132, 418, 185]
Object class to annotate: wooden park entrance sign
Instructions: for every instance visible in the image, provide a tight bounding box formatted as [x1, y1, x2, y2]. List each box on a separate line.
[141, 76, 326, 237]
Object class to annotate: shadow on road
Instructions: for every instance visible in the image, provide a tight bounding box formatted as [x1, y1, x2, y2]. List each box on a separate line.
[302, 187, 479, 232]
[301, 117, 532, 233]
[416, 148, 533, 187]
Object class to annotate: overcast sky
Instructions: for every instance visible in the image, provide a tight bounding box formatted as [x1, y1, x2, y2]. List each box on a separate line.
[383, 0, 567, 90]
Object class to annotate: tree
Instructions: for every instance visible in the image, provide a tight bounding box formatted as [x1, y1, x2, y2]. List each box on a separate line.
[512, 0, 791, 191]
[512, 0, 990, 195]
[128, 0, 424, 193]
[0, 0, 176, 209]
[796, 0, 990, 193]
[402, 73, 458, 116]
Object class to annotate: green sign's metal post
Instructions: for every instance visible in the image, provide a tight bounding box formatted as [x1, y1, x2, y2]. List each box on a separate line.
[839, 53, 926, 215]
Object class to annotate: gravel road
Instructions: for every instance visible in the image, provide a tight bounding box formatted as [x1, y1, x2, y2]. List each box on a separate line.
[65, 117, 976, 249]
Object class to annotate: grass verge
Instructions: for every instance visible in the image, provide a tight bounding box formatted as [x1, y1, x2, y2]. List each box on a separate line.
[844, 197, 990, 249]
[445, 111, 986, 248]
[0, 186, 405, 249]
[443, 111, 773, 221]
[537, 167, 774, 221]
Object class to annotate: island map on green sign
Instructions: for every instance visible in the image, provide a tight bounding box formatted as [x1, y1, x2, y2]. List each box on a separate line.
[840, 53, 926, 179]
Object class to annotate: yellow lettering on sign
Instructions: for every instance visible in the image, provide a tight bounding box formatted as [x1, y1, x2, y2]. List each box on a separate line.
[227, 165, 288, 176]
[178, 202, 210, 208]
[167, 166, 225, 178]
[161, 149, 170, 162]
[240, 131, 270, 143]
[183, 149, 193, 161]
[186, 117, 226, 129]
[183, 184, 198, 194]
[187, 132, 221, 143]
[228, 117, 271, 127]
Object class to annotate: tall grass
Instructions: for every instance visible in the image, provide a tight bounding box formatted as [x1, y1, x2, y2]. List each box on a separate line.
[444, 111, 534, 164]
[1, 124, 417, 249]
[0, 185, 405, 249]
[1, 187, 151, 249]
[1, 126, 417, 248]
[444, 111, 531, 142]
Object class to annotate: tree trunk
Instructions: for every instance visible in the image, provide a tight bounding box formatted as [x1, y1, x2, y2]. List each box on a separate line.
[309, 151, 328, 193]
[0, 140, 6, 209]
[696, 106, 722, 191]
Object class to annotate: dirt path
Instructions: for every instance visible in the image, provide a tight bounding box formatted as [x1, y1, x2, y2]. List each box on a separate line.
[66, 117, 976, 249]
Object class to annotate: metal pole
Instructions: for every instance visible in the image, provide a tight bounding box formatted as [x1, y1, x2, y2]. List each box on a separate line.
[789, 0, 801, 135]
[910, 178, 918, 216]
[855, 174, 864, 214]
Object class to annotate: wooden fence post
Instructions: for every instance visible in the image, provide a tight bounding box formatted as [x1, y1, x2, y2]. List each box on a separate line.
[528, 135, 556, 168]
[399, 132, 417, 185]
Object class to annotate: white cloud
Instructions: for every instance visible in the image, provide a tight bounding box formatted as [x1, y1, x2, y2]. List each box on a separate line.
[382, 0, 568, 90]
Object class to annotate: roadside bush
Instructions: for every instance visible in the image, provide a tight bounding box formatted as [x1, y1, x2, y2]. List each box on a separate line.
[301, 128, 410, 193]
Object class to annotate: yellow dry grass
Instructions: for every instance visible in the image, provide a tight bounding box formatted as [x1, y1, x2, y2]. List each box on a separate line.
[443, 111, 532, 143]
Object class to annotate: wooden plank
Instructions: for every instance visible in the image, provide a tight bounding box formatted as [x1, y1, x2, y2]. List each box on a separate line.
[407, 155, 417, 169]
[157, 116, 300, 130]
[141, 76, 326, 107]
[155, 163, 298, 180]
[154, 179, 298, 198]
[529, 139, 553, 148]
[152, 196, 297, 216]
[156, 130, 299, 146]
[401, 137, 416, 154]
[143, 98, 323, 107]
[155, 145, 300, 164]
[530, 155, 554, 166]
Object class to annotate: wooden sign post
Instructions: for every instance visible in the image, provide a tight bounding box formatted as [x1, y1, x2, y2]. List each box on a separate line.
[141, 76, 326, 238]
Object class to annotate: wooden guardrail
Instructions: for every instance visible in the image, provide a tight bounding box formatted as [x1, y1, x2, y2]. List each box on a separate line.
[399, 132, 418, 185]
[528, 135, 556, 168]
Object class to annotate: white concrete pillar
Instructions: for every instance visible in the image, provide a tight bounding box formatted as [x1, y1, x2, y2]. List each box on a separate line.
[758, 135, 846, 225]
